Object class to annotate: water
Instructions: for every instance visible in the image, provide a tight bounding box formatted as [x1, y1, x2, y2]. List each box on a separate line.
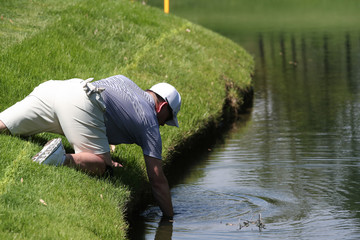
[134, 2, 360, 240]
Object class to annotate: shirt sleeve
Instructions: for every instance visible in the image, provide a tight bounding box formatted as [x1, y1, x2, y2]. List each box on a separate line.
[140, 126, 162, 160]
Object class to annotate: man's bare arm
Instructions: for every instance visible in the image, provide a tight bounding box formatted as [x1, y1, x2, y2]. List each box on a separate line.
[144, 155, 174, 218]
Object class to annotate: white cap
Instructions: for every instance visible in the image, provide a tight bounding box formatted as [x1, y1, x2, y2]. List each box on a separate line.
[150, 82, 181, 127]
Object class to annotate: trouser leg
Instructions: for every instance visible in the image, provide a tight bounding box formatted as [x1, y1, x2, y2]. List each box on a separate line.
[0, 82, 63, 137]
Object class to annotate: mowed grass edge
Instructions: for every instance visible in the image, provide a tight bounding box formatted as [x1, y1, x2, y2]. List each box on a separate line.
[0, 0, 254, 239]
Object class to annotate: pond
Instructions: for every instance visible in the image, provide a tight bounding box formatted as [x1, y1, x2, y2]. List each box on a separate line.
[131, 1, 360, 239]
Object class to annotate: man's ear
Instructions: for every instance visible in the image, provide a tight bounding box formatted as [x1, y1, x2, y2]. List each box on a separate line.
[156, 101, 168, 113]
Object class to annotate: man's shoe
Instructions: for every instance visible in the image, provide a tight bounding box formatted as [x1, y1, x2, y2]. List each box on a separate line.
[32, 138, 66, 166]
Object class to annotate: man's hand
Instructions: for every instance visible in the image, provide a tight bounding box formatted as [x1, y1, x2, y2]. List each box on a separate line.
[112, 160, 123, 168]
[110, 144, 116, 152]
[109, 145, 123, 167]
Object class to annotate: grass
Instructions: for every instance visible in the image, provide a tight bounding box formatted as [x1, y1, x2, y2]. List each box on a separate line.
[0, 0, 253, 238]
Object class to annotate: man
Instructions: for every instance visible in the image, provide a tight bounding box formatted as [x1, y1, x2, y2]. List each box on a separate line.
[0, 75, 181, 218]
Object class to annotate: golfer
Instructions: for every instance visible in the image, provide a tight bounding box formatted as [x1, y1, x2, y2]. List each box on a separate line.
[0, 75, 181, 218]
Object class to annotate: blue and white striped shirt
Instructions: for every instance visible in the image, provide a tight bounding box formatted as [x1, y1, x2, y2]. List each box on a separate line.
[92, 75, 162, 159]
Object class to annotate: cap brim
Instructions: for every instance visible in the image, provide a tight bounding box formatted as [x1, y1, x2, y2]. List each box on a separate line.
[165, 117, 179, 127]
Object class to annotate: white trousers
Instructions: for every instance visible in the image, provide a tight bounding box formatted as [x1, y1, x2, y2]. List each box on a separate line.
[0, 79, 110, 154]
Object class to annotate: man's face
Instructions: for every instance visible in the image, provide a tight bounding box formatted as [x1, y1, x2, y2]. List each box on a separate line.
[157, 102, 172, 126]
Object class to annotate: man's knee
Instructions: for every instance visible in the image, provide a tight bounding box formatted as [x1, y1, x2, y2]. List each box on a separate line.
[0, 120, 10, 134]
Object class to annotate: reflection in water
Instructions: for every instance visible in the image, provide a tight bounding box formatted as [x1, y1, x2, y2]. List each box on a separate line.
[138, 31, 360, 240]
[154, 220, 173, 240]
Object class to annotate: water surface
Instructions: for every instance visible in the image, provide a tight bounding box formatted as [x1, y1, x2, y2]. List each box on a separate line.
[135, 2, 360, 240]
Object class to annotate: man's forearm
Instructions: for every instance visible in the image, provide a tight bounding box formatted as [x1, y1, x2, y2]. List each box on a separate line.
[151, 177, 174, 217]
[144, 155, 174, 217]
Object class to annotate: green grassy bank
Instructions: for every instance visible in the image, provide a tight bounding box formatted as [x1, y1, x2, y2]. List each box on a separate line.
[0, 0, 253, 238]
